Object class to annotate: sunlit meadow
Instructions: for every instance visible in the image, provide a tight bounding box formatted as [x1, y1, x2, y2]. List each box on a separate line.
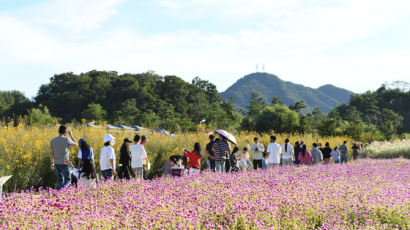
[0, 124, 353, 191]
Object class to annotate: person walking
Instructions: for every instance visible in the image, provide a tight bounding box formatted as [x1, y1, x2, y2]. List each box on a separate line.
[131, 135, 148, 179]
[281, 139, 294, 166]
[251, 137, 265, 169]
[294, 141, 301, 165]
[331, 146, 340, 164]
[352, 143, 359, 160]
[118, 138, 133, 179]
[184, 143, 202, 174]
[100, 134, 117, 180]
[339, 141, 349, 164]
[298, 144, 313, 165]
[310, 143, 323, 166]
[212, 136, 231, 173]
[266, 136, 282, 168]
[76, 138, 94, 177]
[77, 139, 97, 188]
[322, 142, 332, 164]
[50, 125, 77, 190]
[206, 135, 216, 171]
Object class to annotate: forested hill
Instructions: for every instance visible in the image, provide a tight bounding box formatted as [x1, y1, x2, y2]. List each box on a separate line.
[220, 72, 352, 113]
[30, 71, 241, 131]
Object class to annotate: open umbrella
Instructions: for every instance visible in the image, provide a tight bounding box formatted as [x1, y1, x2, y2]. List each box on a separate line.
[215, 130, 237, 145]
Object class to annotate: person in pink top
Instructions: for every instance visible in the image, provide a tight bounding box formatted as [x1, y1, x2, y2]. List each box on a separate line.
[298, 144, 314, 165]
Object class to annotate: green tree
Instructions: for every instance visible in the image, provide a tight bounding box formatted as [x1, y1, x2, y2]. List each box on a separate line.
[82, 103, 107, 122]
[246, 92, 266, 116]
[26, 106, 60, 125]
[379, 109, 403, 140]
[113, 99, 140, 125]
[271, 96, 284, 105]
[318, 118, 338, 137]
[254, 105, 299, 133]
[289, 101, 307, 113]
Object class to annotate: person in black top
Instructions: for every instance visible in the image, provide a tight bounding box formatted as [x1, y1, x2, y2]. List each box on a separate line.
[206, 135, 216, 171]
[352, 143, 360, 160]
[118, 138, 133, 179]
[294, 141, 301, 165]
[229, 147, 239, 172]
[322, 142, 332, 164]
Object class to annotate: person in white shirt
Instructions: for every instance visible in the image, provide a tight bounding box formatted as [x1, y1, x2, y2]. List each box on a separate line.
[251, 137, 265, 169]
[282, 138, 294, 166]
[131, 135, 148, 179]
[266, 136, 282, 167]
[100, 134, 116, 180]
[236, 147, 251, 171]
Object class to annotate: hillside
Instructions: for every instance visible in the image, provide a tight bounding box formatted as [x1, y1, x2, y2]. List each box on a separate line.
[220, 72, 352, 113]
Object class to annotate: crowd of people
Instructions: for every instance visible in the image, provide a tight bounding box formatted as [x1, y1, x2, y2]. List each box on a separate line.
[50, 125, 150, 189]
[50, 125, 364, 190]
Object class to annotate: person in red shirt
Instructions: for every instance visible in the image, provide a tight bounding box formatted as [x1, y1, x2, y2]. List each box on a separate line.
[298, 144, 314, 165]
[183, 143, 202, 174]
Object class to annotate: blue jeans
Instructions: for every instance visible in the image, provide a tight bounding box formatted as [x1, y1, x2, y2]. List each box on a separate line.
[215, 160, 225, 172]
[102, 169, 113, 180]
[340, 155, 348, 164]
[55, 164, 71, 190]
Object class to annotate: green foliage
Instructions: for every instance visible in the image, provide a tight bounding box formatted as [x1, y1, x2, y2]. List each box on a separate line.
[289, 101, 307, 113]
[34, 71, 241, 131]
[271, 96, 284, 105]
[26, 106, 60, 125]
[82, 103, 107, 123]
[0, 91, 33, 120]
[254, 105, 299, 133]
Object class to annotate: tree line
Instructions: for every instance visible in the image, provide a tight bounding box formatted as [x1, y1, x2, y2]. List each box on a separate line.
[241, 85, 408, 141]
[0, 71, 408, 140]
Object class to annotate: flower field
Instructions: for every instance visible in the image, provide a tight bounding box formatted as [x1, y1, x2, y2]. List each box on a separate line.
[0, 124, 352, 191]
[1, 159, 409, 229]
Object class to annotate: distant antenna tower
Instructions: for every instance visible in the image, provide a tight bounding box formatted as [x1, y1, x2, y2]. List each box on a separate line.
[256, 64, 259, 72]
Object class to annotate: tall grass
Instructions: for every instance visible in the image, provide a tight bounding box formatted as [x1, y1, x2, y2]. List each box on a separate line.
[363, 140, 410, 159]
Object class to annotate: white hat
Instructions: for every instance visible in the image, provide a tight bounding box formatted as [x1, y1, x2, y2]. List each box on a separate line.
[104, 134, 115, 143]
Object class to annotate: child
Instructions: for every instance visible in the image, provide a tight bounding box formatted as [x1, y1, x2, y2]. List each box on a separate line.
[229, 147, 239, 172]
[100, 134, 116, 180]
[262, 152, 269, 170]
[237, 147, 251, 171]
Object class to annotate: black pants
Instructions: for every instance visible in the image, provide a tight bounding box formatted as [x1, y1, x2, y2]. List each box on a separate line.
[118, 165, 131, 180]
[253, 160, 263, 169]
[209, 159, 215, 171]
[225, 159, 231, 172]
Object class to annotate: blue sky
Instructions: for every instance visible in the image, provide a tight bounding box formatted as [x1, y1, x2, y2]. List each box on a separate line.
[0, 0, 409, 98]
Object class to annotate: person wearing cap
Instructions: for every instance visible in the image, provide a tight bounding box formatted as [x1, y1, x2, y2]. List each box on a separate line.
[131, 135, 148, 179]
[50, 125, 77, 190]
[76, 138, 96, 188]
[118, 138, 133, 180]
[77, 138, 94, 172]
[100, 134, 117, 180]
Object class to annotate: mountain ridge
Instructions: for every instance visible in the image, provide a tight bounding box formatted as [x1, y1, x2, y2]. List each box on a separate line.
[219, 72, 352, 113]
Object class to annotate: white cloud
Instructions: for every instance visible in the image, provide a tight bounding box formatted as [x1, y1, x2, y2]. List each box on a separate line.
[25, 0, 125, 34]
[0, 0, 410, 97]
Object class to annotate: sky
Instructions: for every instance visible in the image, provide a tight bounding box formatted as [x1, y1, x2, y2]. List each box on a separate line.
[0, 0, 409, 98]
